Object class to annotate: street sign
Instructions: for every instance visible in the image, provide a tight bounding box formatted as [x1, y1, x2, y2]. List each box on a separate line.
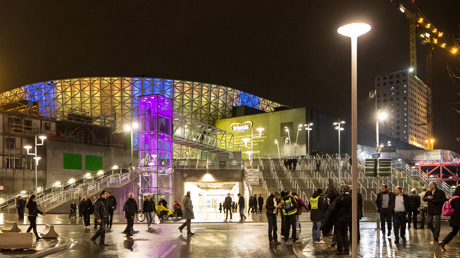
[372, 153, 380, 159]
[245, 169, 260, 185]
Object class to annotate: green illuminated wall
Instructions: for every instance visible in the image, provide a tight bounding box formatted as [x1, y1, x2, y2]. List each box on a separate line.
[85, 155, 103, 171]
[63, 153, 82, 170]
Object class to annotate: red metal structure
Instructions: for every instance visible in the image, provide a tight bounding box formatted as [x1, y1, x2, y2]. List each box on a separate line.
[418, 163, 460, 185]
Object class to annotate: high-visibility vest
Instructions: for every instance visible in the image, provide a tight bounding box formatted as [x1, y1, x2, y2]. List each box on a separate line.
[281, 196, 297, 216]
[310, 196, 320, 210]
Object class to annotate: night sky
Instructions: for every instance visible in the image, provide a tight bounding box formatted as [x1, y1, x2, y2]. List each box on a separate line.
[0, 0, 459, 152]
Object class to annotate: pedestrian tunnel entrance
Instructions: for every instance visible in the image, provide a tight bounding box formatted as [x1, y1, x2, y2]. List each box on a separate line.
[184, 182, 239, 213]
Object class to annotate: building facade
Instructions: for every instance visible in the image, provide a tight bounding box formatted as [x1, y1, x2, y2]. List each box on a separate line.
[375, 70, 428, 149]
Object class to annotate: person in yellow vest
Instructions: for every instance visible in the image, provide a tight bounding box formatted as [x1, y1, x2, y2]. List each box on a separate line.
[281, 191, 298, 242]
[308, 189, 325, 244]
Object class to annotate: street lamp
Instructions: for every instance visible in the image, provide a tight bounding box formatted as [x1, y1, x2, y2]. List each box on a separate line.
[338, 22, 371, 258]
[125, 122, 138, 191]
[295, 125, 302, 155]
[24, 135, 46, 198]
[375, 109, 386, 231]
[305, 123, 313, 155]
[333, 120, 345, 184]
[274, 139, 281, 158]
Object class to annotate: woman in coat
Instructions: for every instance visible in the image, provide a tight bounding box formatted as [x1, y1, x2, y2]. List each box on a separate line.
[440, 187, 460, 250]
[26, 195, 45, 241]
[179, 191, 195, 235]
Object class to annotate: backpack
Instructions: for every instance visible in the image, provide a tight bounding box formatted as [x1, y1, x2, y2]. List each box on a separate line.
[442, 196, 460, 216]
[282, 196, 297, 212]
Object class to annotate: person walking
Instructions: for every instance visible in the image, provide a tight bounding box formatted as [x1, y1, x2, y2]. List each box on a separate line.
[258, 194, 264, 213]
[390, 186, 410, 243]
[292, 192, 309, 230]
[91, 191, 109, 246]
[26, 195, 46, 241]
[238, 193, 246, 221]
[219, 202, 223, 213]
[143, 194, 155, 230]
[293, 156, 298, 170]
[80, 195, 93, 228]
[334, 185, 351, 255]
[179, 191, 195, 235]
[408, 188, 421, 229]
[281, 191, 298, 242]
[93, 196, 99, 229]
[315, 157, 321, 172]
[308, 189, 325, 244]
[419, 187, 428, 229]
[106, 192, 117, 230]
[224, 193, 233, 220]
[266, 191, 281, 245]
[248, 195, 254, 214]
[439, 187, 460, 251]
[122, 193, 138, 237]
[287, 158, 293, 170]
[424, 181, 447, 242]
[16, 196, 26, 220]
[252, 195, 258, 214]
[284, 158, 289, 170]
[376, 184, 395, 237]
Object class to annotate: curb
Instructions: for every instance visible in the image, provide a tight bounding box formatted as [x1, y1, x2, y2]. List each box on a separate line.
[28, 237, 72, 258]
[292, 238, 310, 258]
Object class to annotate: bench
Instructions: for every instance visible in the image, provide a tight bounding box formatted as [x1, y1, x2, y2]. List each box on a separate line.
[40, 224, 59, 239]
[0, 232, 33, 249]
[0, 222, 21, 233]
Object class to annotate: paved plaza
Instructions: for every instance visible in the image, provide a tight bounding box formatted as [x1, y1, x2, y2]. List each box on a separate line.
[0, 212, 459, 257]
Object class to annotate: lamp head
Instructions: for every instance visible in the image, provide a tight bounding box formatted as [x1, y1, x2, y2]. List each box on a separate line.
[378, 112, 388, 120]
[24, 145, 32, 150]
[274, 139, 278, 144]
[338, 23, 371, 38]
[132, 123, 139, 129]
[124, 125, 131, 132]
[39, 135, 47, 140]
[33, 157, 41, 161]
[112, 165, 118, 170]
[256, 128, 264, 133]
[242, 138, 250, 143]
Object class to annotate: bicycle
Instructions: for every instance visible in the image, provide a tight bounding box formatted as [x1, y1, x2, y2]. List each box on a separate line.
[137, 210, 146, 222]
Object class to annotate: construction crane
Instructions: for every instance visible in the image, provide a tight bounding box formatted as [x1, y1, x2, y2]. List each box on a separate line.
[390, 0, 458, 150]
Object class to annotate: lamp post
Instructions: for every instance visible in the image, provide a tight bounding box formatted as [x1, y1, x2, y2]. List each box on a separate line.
[338, 22, 371, 258]
[333, 120, 345, 184]
[375, 110, 387, 230]
[24, 135, 47, 198]
[305, 123, 313, 155]
[125, 122, 138, 192]
[295, 125, 302, 155]
[274, 139, 281, 158]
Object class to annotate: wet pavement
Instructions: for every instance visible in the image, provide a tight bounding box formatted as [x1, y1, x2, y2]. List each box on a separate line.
[0, 237, 72, 258]
[1, 212, 459, 257]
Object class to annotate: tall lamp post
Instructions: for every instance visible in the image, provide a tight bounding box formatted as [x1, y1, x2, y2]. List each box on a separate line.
[338, 22, 371, 258]
[295, 125, 302, 155]
[274, 139, 281, 158]
[24, 135, 47, 197]
[333, 120, 345, 184]
[375, 110, 387, 230]
[305, 123, 313, 155]
[125, 122, 139, 192]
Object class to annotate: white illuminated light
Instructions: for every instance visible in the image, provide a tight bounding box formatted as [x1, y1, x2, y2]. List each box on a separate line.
[55, 181, 61, 187]
[378, 112, 387, 120]
[242, 138, 250, 144]
[68, 178, 75, 184]
[97, 170, 104, 176]
[338, 23, 371, 38]
[39, 135, 47, 140]
[112, 165, 118, 170]
[408, 67, 414, 73]
[85, 173, 91, 178]
[132, 123, 139, 129]
[124, 125, 131, 132]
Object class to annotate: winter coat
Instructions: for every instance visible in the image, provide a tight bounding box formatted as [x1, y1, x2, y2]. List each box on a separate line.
[93, 197, 108, 221]
[419, 191, 428, 210]
[408, 193, 421, 211]
[258, 196, 264, 205]
[224, 197, 233, 209]
[252, 196, 257, 206]
[423, 189, 447, 215]
[376, 192, 395, 212]
[295, 197, 309, 215]
[449, 197, 460, 228]
[336, 193, 352, 223]
[70, 203, 77, 211]
[321, 178, 340, 231]
[80, 199, 93, 214]
[143, 199, 155, 212]
[183, 195, 195, 219]
[16, 198, 26, 209]
[389, 194, 410, 214]
[26, 201, 43, 217]
[238, 196, 245, 208]
[308, 191, 324, 221]
[265, 194, 279, 215]
[123, 198, 138, 219]
[106, 195, 117, 211]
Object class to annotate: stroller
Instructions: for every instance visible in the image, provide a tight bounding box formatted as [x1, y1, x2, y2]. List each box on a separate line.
[69, 208, 77, 219]
[156, 204, 173, 221]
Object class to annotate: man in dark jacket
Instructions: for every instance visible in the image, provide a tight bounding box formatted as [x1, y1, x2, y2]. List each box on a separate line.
[390, 186, 410, 242]
[252, 195, 258, 214]
[224, 193, 233, 220]
[408, 188, 421, 229]
[424, 181, 447, 241]
[308, 189, 324, 243]
[16, 196, 26, 219]
[123, 193, 138, 237]
[335, 185, 351, 255]
[258, 194, 264, 213]
[266, 191, 281, 245]
[143, 194, 156, 229]
[80, 195, 93, 228]
[281, 191, 298, 242]
[91, 191, 108, 246]
[440, 187, 460, 250]
[375, 185, 395, 237]
[106, 192, 117, 230]
[238, 193, 246, 221]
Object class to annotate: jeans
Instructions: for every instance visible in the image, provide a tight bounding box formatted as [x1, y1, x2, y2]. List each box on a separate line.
[407, 210, 418, 228]
[296, 214, 301, 229]
[18, 208, 24, 219]
[335, 220, 349, 252]
[239, 207, 246, 220]
[284, 214, 296, 239]
[226, 207, 232, 219]
[124, 217, 134, 235]
[27, 216, 39, 239]
[267, 213, 278, 242]
[393, 212, 406, 240]
[312, 221, 321, 242]
[442, 226, 459, 244]
[379, 208, 392, 232]
[420, 208, 428, 228]
[108, 209, 114, 228]
[83, 212, 91, 226]
[179, 219, 191, 233]
[258, 203, 263, 213]
[427, 214, 442, 238]
[146, 212, 154, 227]
[91, 218, 106, 245]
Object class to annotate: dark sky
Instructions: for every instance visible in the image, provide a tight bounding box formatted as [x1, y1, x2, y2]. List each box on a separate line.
[0, 0, 459, 151]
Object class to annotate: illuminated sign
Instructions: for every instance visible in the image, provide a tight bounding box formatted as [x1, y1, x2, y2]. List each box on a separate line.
[230, 121, 253, 132]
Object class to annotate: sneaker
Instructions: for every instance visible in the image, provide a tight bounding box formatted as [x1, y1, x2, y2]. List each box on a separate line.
[317, 240, 326, 244]
[270, 241, 276, 245]
[273, 241, 281, 245]
[100, 243, 109, 247]
[178, 227, 183, 233]
[313, 241, 318, 244]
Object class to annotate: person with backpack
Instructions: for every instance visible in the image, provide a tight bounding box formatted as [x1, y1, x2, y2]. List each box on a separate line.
[423, 182, 447, 242]
[281, 190, 298, 242]
[439, 187, 460, 251]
